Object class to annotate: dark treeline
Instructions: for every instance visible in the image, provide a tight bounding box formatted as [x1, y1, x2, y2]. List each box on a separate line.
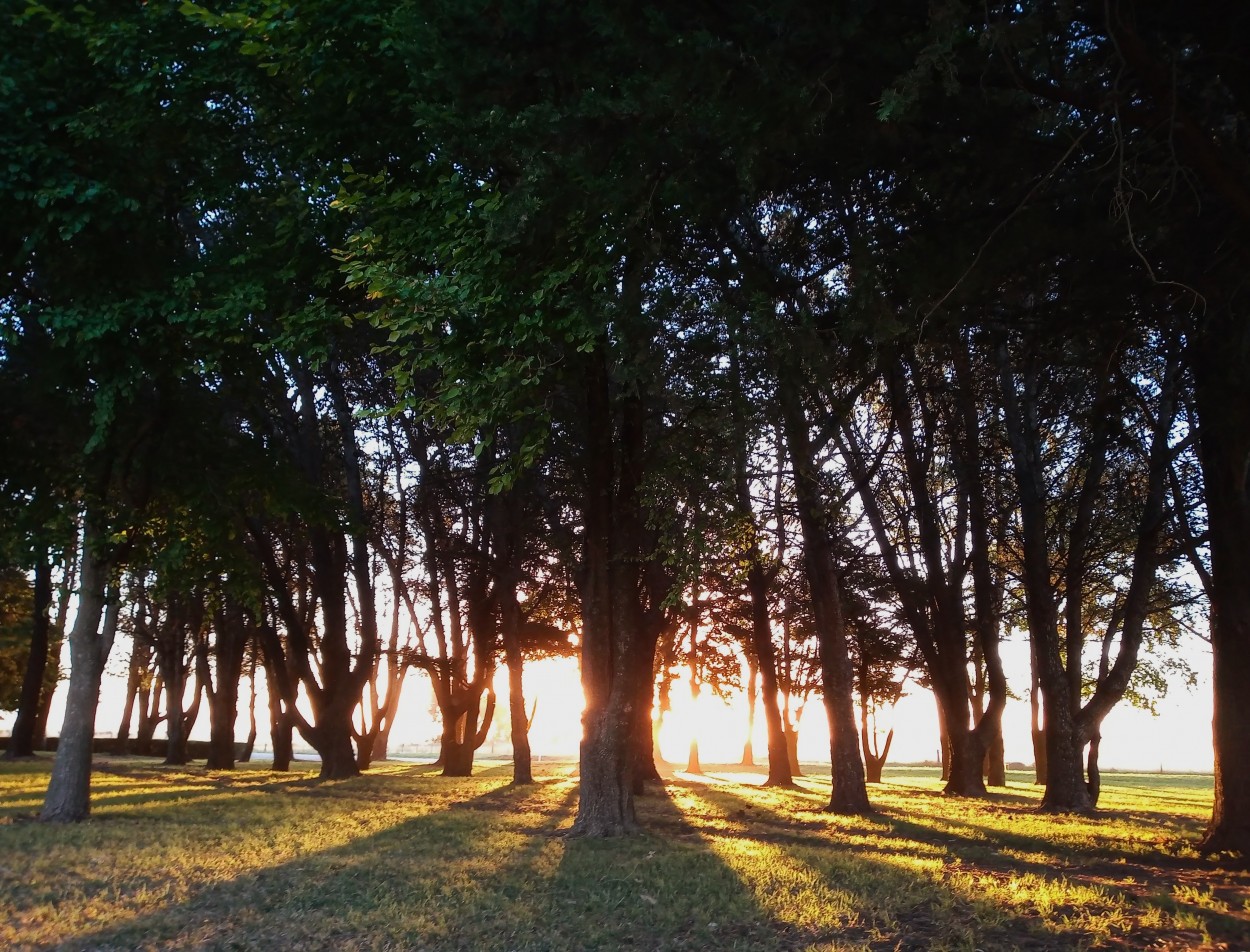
[1, 1, 1246, 853]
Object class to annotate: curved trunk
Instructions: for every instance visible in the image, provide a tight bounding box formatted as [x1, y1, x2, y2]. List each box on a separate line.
[240, 660, 258, 763]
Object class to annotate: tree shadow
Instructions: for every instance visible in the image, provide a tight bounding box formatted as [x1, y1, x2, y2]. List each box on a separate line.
[678, 775, 1250, 950]
[39, 776, 581, 951]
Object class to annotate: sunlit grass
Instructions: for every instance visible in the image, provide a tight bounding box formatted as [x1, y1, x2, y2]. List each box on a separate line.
[1, 756, 1246, 950]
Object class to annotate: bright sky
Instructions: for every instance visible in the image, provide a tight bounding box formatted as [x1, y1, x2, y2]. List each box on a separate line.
[2, 633, 1213, 774]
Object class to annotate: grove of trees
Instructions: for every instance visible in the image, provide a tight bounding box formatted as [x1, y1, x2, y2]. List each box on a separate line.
[2, 0, 1246, 853]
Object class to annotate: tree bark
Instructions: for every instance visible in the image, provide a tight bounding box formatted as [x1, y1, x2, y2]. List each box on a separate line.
[41, 524, 116, 823]
[570, 343, 644, 837]
[4, 552, 53, 759]
[206, 606, 247, 770]
[1194, 329, 1250, 854]
[780, 383, 870, 815]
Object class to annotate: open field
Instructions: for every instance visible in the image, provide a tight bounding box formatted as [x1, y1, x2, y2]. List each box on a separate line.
[1, 758, 1245, 951]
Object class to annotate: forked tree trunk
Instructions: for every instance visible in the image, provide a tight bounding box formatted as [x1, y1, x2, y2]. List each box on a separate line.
[41, 526, 116, 823]
[939, 673, 988, 798]
[860, 693, 893, 785]
[305, 703, 360, 780]
[443, 689, 494, 777]
[781, 384, 870, 815]
[135, 675, 163, 753]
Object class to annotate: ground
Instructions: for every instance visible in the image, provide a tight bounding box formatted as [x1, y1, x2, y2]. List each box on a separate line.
[0, 758, 1245, 950]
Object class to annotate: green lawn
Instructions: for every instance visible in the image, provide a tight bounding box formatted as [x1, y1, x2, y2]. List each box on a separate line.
[1, 757, 1244, 950]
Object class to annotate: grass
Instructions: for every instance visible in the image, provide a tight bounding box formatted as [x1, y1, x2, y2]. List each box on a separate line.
[1, 758, 1246, 951]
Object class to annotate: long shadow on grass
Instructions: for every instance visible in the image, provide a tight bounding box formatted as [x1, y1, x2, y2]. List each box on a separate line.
[38, 774, 581, 951]
[679, 777, 1084, 950]
[541, 782, 808, 951]
[692, 777, 1250, 950]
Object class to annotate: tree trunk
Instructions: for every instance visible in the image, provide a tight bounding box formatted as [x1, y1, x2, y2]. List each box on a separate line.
[135, 674, 163, 753]
[4, 553, 53, 759]
[34, 535, 75, 749]
[1039, 700, 1093, 813]
[115, 642, 142, 755]
[1194, 332, 1250, 855]
[161, 642, 187, 767]
[442, 693, 485, 777]
[503, 620, 533, 785]
[1030, 685, 1047, 785]
[944, 719, 987, 798]
[264, 652, 292, 772]
[206, 607, 247, 771]
[1086, 731, 1102, 806]
[781, 385, 870, 815]
[984, 720, 1006, 787]
[630, 614, 664, 792]
[860, 691, 893, 784]
[570, 343, 643, 837]
[747, 566, 793, 788]
[305, 704, 360, 780]
[741, 659, 757, 767]
[41, 526, 116, 823]
[784, 725, 802, 776]
[240, 653, 258, 763]
[270, 706, 293, 772]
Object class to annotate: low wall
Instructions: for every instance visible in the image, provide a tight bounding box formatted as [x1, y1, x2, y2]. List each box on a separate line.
[0, 737, 248, 759]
